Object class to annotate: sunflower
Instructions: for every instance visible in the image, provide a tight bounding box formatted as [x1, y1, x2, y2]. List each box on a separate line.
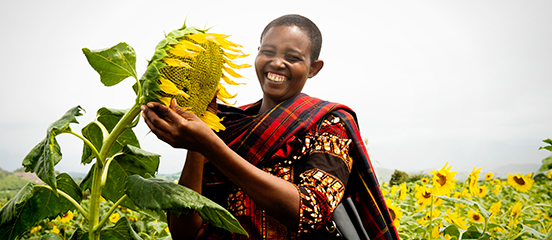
[474, 185, 487, 198]
[429, 162, 458, 196]
[399, 182, 407, 201]
[385, 199, 403, 227]
[421, 177, 430, 185]
[468, 209, 485, 223]
[51, 225, 60, 234]
[468, 166, 481, 195]
[109, 212, 120, 223]
[493, 185, 501, 195]
[60, 210, 74, 223]
[30, 225, 42, 234]
[488, 200, 502, 218]
[547, 170, 552, 179]
[414, 185, 432, 207]
[142, 24, 250, 131]
[445, 209, 469, 230]
[510, 201, 523, 218]
[507, 173, 534, 192]
[485, 172, 493, 181]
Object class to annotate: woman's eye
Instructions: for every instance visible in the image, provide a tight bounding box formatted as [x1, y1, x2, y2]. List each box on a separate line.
[261, 50, 274, 56]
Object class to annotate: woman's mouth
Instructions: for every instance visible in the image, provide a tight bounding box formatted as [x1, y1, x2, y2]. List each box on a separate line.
[267, 72, 288, 82]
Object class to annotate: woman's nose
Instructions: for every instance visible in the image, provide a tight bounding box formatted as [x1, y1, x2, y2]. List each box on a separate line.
[270, 57, 285, 69]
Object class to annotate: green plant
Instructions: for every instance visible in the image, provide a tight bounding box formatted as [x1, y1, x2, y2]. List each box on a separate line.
[0, 23, 248, 240]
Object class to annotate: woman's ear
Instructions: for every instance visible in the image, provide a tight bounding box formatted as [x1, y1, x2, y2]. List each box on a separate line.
[308, 59, 324, 78]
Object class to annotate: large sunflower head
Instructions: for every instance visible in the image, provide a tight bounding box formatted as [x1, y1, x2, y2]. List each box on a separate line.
[507, 173, 534, 192]
[429, 162, 458, 196]
[141, 23, 250, 131]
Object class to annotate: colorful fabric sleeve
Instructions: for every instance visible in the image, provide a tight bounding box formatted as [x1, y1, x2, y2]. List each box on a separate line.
[296, 115, 353, 235]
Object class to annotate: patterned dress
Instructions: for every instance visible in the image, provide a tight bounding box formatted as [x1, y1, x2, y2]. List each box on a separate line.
[199, 94, 398, 240]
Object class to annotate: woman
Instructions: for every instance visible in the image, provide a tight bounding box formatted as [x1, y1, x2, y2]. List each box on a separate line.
[141, 14, 398, 240]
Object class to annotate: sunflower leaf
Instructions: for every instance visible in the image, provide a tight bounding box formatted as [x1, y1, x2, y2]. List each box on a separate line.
[435, 195, 491, 219]
[0, 174, 81, 240]
[104, 145, 160, 209]
[83, 42, 137, 86]
[81, 108, 141, 164]
[124, 175, 248, 236]
[22, 106, 83, 192]
[100, 217, 143, 240]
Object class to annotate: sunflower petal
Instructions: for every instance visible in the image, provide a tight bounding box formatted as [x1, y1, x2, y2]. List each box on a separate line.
[223, 51, 249, 60]
[159, 78, 190, 98]
[164, 58, 193, 68]
[223, 66, 246, 79]
[159, 97, 172, 106]
[217, 84, 237, 99]
[224, 58, 252, 69]
[178, 39, 206, 52]
[221, 74, 245, 85]
[199, 111, 226, 132]
[168, 45, 201, 58]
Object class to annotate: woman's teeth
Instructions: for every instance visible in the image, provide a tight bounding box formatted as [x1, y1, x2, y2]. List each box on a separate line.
[267, 72, 287, 82]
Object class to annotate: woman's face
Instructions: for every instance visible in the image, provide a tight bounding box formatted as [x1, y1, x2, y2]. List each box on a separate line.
[255, 25, 320, 105]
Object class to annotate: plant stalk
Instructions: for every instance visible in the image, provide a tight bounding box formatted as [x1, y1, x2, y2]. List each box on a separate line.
[88, 102, 142, 240]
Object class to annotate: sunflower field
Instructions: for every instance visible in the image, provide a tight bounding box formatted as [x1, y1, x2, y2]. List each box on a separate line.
[382, 139, 552, 240]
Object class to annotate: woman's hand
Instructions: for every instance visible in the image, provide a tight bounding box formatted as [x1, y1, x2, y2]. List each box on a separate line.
[141, 98, 217, 152]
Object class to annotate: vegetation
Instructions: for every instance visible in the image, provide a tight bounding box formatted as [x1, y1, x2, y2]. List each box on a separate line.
[0, 22, 249, 240]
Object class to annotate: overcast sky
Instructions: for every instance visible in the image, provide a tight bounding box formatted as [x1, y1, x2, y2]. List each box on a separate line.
[1, 1, 551, 178]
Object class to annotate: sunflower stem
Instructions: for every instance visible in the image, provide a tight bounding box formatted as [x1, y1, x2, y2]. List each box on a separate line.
[93, 194, 128, 232]
[427, 194, 434, 239]
[88, 162, 104, 240]
[67, 130, 101, 167]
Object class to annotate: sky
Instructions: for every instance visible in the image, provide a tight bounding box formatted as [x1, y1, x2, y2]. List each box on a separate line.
[1, 1, 551, 179]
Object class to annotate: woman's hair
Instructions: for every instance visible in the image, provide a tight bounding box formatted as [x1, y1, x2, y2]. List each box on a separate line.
[260, 14, 322, 62]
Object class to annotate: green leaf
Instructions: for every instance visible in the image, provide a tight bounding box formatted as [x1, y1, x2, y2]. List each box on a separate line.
[22, 106, 84, 192]
[99, 217, 142, 240]
[519, 224, 545, 239]
[82, 42, 137, 87]
[68, 227, 87, 240]
[103, 145, 160, 209]
[0, 174, 82, 240]
[435, 195, 491, 219]
[81, 108, 141, 164]
[68, 218, 142, 240]
[461, 225, 481, 239]
[124, 175, 248, 236]
[537, 153, 552, 172]
[40, 232, 64, 240]
[443, 224, 460, 238]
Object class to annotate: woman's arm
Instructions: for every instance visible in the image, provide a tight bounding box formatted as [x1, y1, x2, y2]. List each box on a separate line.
[141, 100, 301, 231]
[167, 151, 204, 239]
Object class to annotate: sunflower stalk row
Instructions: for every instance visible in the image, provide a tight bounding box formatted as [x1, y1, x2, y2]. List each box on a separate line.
[0, 22, 250, 239]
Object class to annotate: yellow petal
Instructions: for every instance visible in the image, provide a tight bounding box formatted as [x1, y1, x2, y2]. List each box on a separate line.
[224, 58, 251, 69]
[223, 66, 246, 79]
[178, 39, 206, 52]
[159, 78, 190, 98]
[159, 97, 172, 106]
[199, 111, 226, 132]
[217, 83, 237, 99]
[163, 58, 193, 68]
[224, 51, 249, 60]
[168, 45, 201, 58]
[221, 74, 245, 85]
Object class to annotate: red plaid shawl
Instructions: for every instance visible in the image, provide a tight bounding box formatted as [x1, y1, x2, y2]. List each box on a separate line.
[207, 93, 399, 239]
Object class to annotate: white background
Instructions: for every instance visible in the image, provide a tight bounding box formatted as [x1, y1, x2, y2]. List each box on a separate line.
[1, 1, 551, 179]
